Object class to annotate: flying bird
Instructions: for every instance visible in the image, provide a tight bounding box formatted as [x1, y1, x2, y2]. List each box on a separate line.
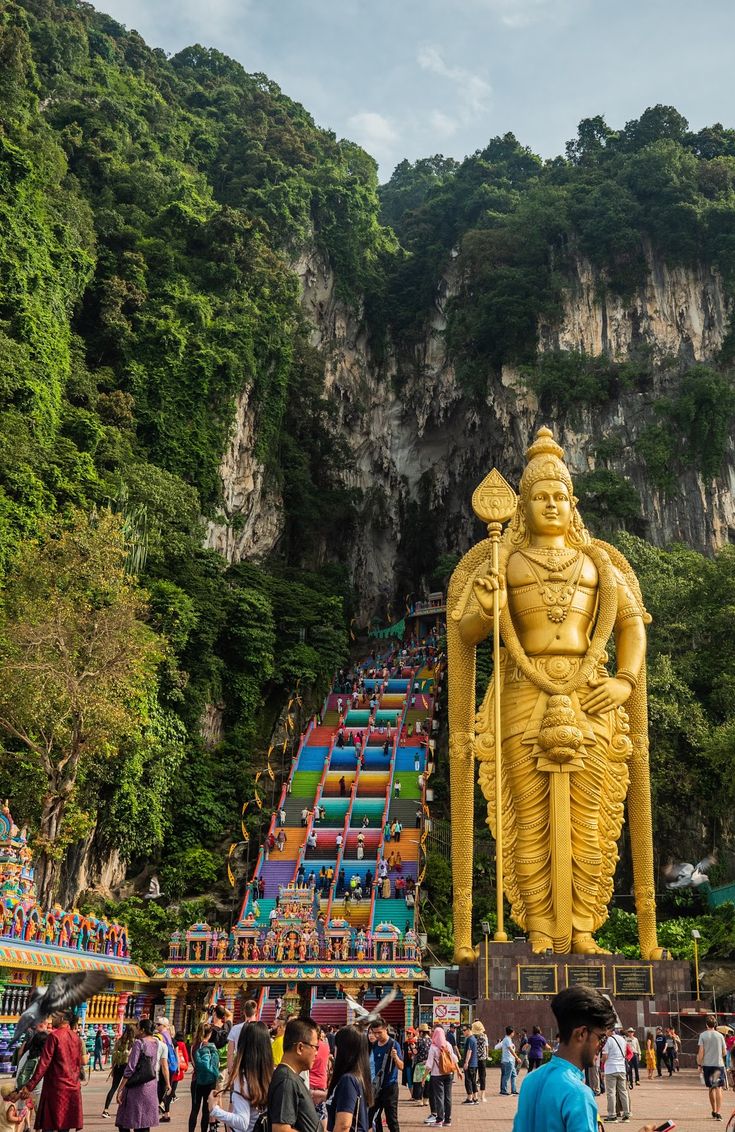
[144, 875, 162, 900]
[13, 970, 109, 1045]
[662, 854, 717, 889]
[343, 985, 398, 1025]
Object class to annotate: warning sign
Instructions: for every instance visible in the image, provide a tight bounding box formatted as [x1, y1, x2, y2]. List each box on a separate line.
[432, 996, 461, 1025]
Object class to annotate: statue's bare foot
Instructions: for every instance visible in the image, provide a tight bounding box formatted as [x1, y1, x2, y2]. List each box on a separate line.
[529, 934, 554, 954]
[454, 944, 479, 965]
[572, 933, 610, 955]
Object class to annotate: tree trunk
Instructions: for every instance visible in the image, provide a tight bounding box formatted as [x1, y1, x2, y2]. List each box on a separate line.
[34, 790, 66, 910]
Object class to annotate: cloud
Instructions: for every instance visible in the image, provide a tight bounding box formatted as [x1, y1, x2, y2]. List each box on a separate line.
[347, 111, 400, 158]
[429, 110, 459, 138]
[417, 45, 491, 119]
[463, 0, 570, 28]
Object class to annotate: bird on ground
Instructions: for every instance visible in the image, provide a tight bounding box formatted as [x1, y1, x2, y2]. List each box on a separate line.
[12, 970, 109, 1045]
[662, 854, 717, 889]
[343, 986, 398, 1025]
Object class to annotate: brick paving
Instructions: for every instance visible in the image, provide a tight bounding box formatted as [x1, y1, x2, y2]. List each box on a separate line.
[13, 1064, 735, 1132]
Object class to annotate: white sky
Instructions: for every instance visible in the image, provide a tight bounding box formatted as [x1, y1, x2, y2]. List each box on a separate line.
[96, 0, 735, 179]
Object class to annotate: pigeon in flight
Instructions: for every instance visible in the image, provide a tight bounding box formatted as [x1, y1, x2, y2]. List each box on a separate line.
[343, 986, 398, 1025]
[144, 875, 162, 900]
[13, 970, 109, 1044]
[662, 854, 717, 889]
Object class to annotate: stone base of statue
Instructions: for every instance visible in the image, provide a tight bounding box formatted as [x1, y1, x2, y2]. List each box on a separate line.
[452, 939, 698, 1054]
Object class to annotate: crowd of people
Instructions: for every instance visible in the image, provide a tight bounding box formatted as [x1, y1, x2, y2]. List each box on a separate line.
[5, 991, 735, 1132]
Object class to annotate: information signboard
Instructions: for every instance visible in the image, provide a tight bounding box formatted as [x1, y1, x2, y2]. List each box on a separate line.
[518, 965, 558, 995]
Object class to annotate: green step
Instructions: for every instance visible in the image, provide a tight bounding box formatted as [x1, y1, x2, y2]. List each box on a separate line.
[291, 771, 323, 797]
[372, 898, 414, 933]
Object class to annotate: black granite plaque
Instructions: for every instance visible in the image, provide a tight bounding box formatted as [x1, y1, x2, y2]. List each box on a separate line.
[518, 964, 558, 995]
[613, 965, 653, 997]
[566, 965, 605, 989]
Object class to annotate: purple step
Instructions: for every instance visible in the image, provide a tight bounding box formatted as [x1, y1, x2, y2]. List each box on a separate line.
[260, 859, 296, 897]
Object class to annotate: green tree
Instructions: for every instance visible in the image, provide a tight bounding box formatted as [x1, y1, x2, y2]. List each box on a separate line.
[0, 509, 168, 904]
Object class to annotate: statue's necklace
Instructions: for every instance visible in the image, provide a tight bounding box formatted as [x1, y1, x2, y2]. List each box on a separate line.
[518, 548, 584, 623]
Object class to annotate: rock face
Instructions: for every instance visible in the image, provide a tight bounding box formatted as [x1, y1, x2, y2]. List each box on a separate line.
[214, 246, 734, 616]
[204, 387, 284, 563]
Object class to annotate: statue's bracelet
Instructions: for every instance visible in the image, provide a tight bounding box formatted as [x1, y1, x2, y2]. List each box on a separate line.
[616, 669, 638, 690]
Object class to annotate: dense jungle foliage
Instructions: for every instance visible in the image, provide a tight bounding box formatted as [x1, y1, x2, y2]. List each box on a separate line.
[3, 0, 735, 962]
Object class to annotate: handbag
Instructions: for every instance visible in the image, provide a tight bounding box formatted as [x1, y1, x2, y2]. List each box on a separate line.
[127, 1044, 157, 1088]
[413, 1062, 429, 1084]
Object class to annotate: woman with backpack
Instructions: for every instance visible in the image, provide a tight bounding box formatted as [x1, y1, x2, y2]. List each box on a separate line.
[208, 1022, 274, 1132]
[116, 1018, 170, 1132]
[424, 1026, 461, 1128]
[189, 1024, 221, 1132]
[326, 1026, 372, 1132]
[102, 1024, 136, 1118]
[470, 1022, 488, 1103]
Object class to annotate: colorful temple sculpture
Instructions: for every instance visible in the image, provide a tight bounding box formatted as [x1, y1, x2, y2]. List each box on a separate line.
[156, 635, 441, 1032]
[0, 802, 148, 1035]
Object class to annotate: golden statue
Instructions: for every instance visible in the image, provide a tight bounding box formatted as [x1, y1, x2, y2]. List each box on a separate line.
[448, 427, 662, 960]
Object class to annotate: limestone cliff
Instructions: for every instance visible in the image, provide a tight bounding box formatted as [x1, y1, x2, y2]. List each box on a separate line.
[212, 245, 734, 617]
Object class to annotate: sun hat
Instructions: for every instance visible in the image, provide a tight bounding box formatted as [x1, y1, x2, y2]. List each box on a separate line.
[471, 1020, 486, 1035]
[418, 1022, 430, 1032]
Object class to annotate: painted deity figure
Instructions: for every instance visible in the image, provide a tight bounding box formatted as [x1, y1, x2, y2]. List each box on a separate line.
[448, 428, 662, 959]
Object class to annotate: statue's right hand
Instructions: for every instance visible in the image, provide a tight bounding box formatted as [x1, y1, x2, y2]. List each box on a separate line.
[474, 571, 507, 616]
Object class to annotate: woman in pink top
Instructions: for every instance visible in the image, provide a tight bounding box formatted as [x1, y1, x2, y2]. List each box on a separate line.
[310, 1029, 332, 1128]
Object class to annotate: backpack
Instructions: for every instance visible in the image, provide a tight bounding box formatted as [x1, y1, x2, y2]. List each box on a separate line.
[438, 1045, 455, 1075]
[166, 1038, 179, 1075]
[193, 1043, 220, 1086]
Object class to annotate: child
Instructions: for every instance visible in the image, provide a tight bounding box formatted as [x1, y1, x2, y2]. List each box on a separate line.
[0, 1084, 33, 1132]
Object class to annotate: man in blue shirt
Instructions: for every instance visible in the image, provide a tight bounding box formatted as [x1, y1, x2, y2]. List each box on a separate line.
[461, 1024, 479, 1103]
[368, 1019, 404, 1132]
[513, 988, 658, 1132]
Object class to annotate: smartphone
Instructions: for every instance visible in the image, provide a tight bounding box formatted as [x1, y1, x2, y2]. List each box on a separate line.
[654, 1122, 676, 1132]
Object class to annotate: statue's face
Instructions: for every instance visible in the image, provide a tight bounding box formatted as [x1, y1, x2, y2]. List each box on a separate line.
[524, 478, 572, 536]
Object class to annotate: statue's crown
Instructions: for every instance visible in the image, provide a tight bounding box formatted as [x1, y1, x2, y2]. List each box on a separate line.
[520, 426, 573, 497]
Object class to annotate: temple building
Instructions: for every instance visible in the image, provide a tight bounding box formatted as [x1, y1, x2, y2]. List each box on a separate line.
[0, 802, 148, 1032]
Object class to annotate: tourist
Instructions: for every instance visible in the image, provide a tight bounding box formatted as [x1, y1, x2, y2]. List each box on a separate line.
[308, 1027, 331, 1124]
[601, 1023, 629, 1122]
[339, 775, 347, 797]
[267, 1017, 321, 1132]
[271, 1018, 287, 1067]
[394, 780, 401, 798]
[527, 1025, 551, 1071]
[411, 1024, 431, 1108]
[94, 1027, 104, 1072]
[471, 1021, 488, 1103]
[495, 1026, 520, 1095]
[512, 987, 656, 1132]
[402, 1028, 417, 1095]
[301, 808, 309, 827]
[383, 740, 390, 758]
[157, 1017, 181, 1121]
[210, 1021, 273, 1132]
[227, 1000, 260, 1073]
[644, 1032, 656, 1080]
[445, 1025, 457, 1050]
[423, 1025, 459, 1127]
[654, 1027, 666, 1076]
[697, 1014, 727, 1122]
[365, 869, 373, 896]
[15, 1018, 50, 1108]
[518, 1029, 530, 1071]
[307, 830, 318, 850]
[188, 1023, 220, 1132]
[111, 1017, 169, 1132]
[325, 1025, 372, 1132]
[625, 1029, 641, 1088]
[19, 1009, 85, 1132]
[276, 830, 287, 852]
[367, 1018, 403, 1132]
[461, 1024, 478, 1103]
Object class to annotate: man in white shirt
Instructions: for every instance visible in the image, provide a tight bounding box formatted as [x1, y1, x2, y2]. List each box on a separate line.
[697, 1015, 727, 1121]
[602, 1025, 629, 1122]
[226, 999, 259, 1072]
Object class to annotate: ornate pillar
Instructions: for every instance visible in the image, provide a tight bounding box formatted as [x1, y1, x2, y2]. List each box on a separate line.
[340, 982, 363, 1024]
[163, 982, 178, 1021]
[403, 982, 416, 1029]
[116, 991, 130, 1036]
[221, 981, 239, 1016]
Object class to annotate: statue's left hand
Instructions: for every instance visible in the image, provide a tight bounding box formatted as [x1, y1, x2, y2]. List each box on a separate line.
[579, 677, 632, 715]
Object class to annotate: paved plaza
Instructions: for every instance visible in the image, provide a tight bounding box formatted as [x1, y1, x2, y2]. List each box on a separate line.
[26, 1064, 733, 1132]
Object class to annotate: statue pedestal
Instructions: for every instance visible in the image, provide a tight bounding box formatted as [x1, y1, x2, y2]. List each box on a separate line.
[459, 939, 697, 1049]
